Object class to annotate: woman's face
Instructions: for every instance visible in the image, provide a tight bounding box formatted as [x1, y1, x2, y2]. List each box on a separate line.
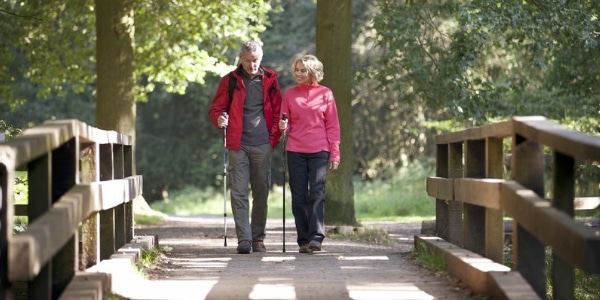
[294, 61, 311, 85]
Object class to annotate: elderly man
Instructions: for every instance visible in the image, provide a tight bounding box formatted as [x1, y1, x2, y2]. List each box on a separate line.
[208, 40, 283, 254]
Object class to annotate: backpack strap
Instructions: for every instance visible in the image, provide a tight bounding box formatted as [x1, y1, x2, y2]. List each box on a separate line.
[227, 72, 236, 112]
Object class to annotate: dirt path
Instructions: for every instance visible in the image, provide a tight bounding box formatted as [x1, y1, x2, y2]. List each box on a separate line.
[126, 215, 486, 300]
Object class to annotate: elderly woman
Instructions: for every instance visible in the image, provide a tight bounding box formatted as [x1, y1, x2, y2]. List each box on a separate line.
[279, 54, 341, 253]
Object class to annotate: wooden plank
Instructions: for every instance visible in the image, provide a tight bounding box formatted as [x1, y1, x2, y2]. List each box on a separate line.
[99, 176, 143, 210]
[426, 177, 454, 200]
[435, 120, 512, 145]
[501, 181, 600, 273]
[9, 205, 79, 281]
[1, 120, 132, 171]
[8, 177, 142, 281]
[58, 272, 111, 300]
[512, 116, 600, 161]
[415, 236, 512, 295]
[454, 179, 503, 210]
[487, 271, 541, 300]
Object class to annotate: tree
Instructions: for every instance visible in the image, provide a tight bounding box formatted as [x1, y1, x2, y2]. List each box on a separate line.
[95, 0, 136, 141]
[0, 1, 273, 123]
[317, 0, 356, 225]
[372, 0, 599, 130]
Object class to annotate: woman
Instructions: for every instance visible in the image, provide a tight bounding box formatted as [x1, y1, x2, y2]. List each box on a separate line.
[279, 54, 341, 253]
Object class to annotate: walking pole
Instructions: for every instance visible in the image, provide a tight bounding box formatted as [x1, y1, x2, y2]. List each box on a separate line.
[281, 113, 288, 252]
[222, 112, 228, 247]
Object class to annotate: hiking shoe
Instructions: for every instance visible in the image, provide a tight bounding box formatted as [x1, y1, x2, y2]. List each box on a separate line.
[252, 241, 267, 252]
[308, 240, 322, 252]
[237, 240, 251, 254]
[299, 244, 311, 253]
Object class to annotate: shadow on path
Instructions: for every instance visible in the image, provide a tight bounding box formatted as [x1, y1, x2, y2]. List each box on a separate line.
[122, 215, 485, 300]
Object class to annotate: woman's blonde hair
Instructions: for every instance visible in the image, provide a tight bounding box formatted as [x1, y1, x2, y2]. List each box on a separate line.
[292, 54, 324, 83]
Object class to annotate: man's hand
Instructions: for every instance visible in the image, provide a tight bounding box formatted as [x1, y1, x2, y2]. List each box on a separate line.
[218, 113, 229, 128]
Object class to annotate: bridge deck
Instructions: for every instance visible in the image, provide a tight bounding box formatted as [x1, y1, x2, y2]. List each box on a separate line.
[109, 216, 485, 300]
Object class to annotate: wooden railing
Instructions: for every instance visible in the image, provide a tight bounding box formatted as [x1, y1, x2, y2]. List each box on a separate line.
[421, 116, 600, 299]
[0, 119, 147, 299]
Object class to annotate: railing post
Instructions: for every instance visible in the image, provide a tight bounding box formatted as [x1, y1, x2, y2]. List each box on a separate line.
[552, 150, 575, 300]
[485, 137, 505, 263]
[99, 143, 115, 260]
[448, 142, 464, 246]
[50, 138, 78, 299]
[27, 152, 53, 299]
[464, 139, 486, 256]
[512, 134, 546, 298]
[435, 144, 449, 240]
[113, 144, 127, 250]
[81, 144, 99, 269]
[0, 164, 12, 300]
[124, 144, 134, 242]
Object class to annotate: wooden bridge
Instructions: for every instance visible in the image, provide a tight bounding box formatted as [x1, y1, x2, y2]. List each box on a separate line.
[0, 119, 147, 299]
[422, 116, 600, 299]
[1, 117, 599, 299]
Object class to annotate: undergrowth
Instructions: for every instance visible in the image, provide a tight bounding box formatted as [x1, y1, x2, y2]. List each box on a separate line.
[329, 226, 396, 246]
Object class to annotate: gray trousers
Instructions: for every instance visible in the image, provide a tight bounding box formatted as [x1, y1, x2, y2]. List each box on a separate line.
[228, 143, 272, 243]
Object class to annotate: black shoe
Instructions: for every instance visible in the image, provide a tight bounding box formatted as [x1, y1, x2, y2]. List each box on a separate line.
[299, 244, 311, 253]
[308, 240, 321, 252]
[237, 240, 251, 254]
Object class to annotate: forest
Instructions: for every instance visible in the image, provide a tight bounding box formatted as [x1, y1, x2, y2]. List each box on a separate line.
[1, 0, 598, 207]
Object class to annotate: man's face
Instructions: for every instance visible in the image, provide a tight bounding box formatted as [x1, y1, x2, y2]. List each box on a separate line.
[240, 50, 263, 76]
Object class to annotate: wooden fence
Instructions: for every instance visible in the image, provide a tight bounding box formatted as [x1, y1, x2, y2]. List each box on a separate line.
[421, 116, 600, 299]
[0, 119, 148, 299]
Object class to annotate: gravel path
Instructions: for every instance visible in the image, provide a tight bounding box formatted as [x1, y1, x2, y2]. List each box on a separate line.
[126, 215, 487, 300]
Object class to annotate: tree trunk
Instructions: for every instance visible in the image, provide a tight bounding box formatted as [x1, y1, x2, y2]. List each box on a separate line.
[317, 0, 356, 225]
[95, 0, 136, 171]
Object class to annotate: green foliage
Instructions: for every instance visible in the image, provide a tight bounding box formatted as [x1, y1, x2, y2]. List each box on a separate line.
[0, 120, 22, 139]
[372, 0, 600, 127]
[412, 242, 446, 274]
[134, 214, 164, 225]
[330, 226, 396, 247]
[149, 162, 436, 222]
[133, 0, 273, 96]
[0, 1, 273, 105]
[13, 217, 27, 234]
[150, 185, 229, 216]
[140, 246, 171, 268]
[354, 163, 435, 220]
[574, 268, 600, 300]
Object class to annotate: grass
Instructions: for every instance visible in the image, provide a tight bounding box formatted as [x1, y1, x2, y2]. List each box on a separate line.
[411, 242, 446, 274]
[329, 226, 396, 246]
[148, 162, 436, 223]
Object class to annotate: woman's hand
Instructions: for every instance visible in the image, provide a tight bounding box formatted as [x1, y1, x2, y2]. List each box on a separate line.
[329, 161, 339, 171]
[279, 119, 288, 131]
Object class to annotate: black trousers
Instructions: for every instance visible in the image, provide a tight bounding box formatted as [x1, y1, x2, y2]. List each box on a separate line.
[287, 151, 329, 246]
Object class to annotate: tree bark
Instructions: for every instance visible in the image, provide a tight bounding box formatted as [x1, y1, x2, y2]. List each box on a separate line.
[95, 0, 136, 170]
[317, 0, 356, 225]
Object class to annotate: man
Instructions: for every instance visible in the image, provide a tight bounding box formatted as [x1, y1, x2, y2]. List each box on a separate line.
[209, 40, 282, 254]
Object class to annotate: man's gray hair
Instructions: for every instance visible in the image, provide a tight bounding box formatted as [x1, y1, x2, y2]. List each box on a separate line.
[240, 40, 263, 54]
